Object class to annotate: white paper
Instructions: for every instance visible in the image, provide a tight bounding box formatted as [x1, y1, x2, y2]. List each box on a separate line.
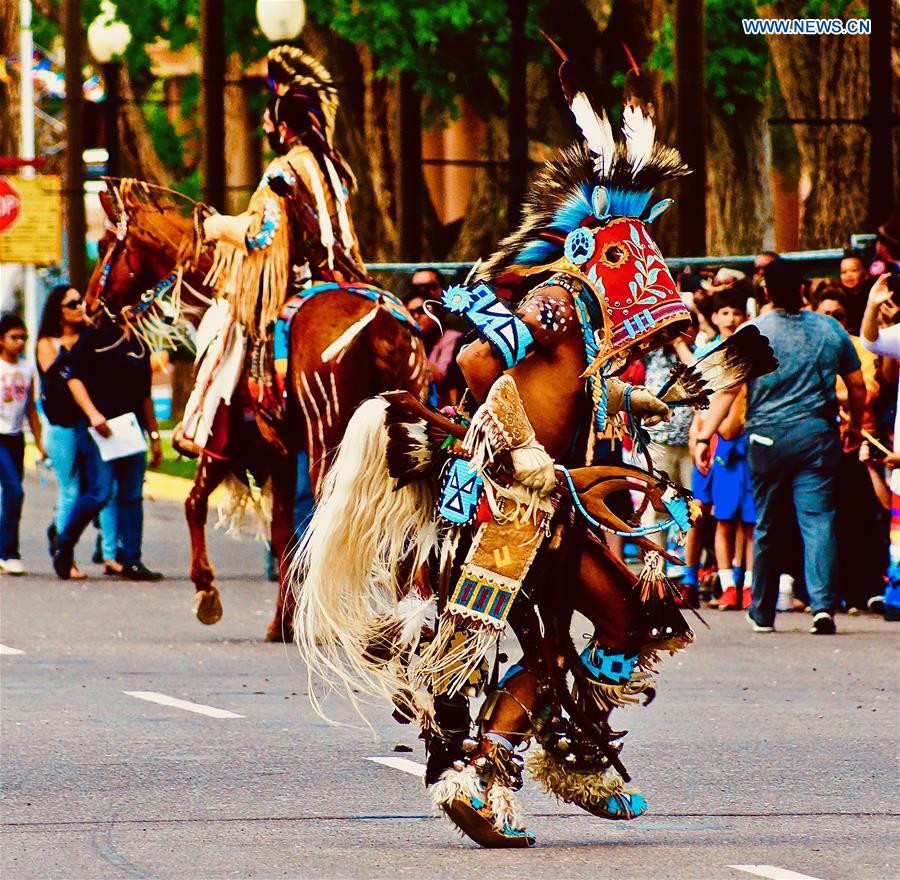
[89, 412, 148, 462]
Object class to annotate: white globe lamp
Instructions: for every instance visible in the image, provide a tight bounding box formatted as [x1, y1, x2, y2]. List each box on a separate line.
[87, 0, 132, 63]
[256, 0, 306, 43]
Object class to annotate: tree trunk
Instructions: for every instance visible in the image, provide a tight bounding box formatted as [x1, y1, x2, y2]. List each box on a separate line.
[224, 53, 256, 213]
[358, 48, 401, 259]
[706, 103, 774, 254]
[1, 0, 20, 160]
[119, 67, 172, 186]
[450, 115, 509, 261]
[761, 2, 870, 247]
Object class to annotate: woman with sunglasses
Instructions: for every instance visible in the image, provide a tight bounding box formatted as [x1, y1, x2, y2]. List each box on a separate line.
[36, 286, 118, 579]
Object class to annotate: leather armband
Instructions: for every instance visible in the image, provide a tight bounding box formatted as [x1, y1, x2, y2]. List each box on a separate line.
[443, 281, 533, 369]
[463, 374, 536, 455]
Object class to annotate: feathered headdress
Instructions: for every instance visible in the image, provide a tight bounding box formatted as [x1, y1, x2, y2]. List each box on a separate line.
[479, 41, 689, 281]
[267, 45, 340, 145]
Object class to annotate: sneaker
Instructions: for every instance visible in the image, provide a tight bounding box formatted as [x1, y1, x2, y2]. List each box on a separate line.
[675, 583, 699, 609]
[741, 587, 753, 609]
[745, 611, 775, 633]
[867, 595, 885, 615]
[0, 558, 26, 576]
[119, 562, 163, 582]
[809, 611, 836, 635]
[718, 586, 740, 610]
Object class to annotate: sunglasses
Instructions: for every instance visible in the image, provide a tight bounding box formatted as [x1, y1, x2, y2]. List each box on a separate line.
[409, 306, 427, 317]
[5, 333, 28, 342]
[62, 298, 83, 309]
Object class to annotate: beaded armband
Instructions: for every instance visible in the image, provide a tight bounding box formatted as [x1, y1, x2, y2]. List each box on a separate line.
[246, 198, 281, 252]
[443, 281, 533, 369]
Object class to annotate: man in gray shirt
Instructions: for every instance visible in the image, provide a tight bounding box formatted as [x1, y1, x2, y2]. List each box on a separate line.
[694, 260, 866, 634]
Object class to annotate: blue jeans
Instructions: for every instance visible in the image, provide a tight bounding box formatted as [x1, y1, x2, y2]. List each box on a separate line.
[0, 433, 25, 559]
[46, 422, 119, 560]
[294, 451, 314, 539]
[748, 418, 840, 626]
[58, 425, 146, 566]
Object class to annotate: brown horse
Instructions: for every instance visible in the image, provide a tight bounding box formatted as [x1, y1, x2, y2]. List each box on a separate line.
[85, 180, 428, 641]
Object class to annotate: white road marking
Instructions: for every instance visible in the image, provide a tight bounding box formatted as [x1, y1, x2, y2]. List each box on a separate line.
[124, 691, 244, 719]
[366, 756, 426, 777]
[728, 866, 825, 880]
[0, 644, 25, 655]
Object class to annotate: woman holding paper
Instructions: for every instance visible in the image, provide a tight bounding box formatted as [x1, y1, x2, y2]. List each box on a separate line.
[37, 286, 119, 579]
[52, 318, 163, 582]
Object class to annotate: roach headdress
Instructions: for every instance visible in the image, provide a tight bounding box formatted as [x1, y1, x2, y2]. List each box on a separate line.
[479, 41, 691, 367]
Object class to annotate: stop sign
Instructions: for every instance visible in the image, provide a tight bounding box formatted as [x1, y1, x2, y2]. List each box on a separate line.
[0, 178, 21, 233]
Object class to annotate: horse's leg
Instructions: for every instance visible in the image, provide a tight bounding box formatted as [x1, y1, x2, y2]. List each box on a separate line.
[186, 454, 230, 625]
[479, 538, 636, 740]
[264, 451, 299, 643]
[481, 539, 658, 822]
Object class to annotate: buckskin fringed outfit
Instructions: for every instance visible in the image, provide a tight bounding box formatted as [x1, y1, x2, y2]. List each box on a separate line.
[292, 46, 776, 848]
[181, 45, 365, 455]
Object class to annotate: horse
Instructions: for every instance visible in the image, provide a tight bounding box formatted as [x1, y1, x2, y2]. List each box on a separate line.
[85, 179, 428, 642]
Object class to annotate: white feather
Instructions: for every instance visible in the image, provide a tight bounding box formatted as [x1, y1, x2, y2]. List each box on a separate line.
[570, 91, 615, 175]
[621, 102, 655, 175]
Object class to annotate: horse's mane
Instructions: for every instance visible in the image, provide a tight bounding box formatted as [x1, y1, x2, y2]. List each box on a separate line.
[99, 178, 216, 351]
[105, 178, 210, 267]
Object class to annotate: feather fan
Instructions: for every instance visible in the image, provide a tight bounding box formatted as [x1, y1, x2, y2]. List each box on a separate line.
[656, 325, 778, 408]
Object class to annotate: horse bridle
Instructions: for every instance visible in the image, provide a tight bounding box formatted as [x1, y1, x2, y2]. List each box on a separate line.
[92, 212, 180, 325]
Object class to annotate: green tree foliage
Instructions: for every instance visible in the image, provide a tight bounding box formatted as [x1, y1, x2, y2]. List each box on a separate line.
[648, 0, 768, 116]
[310, 0, 547, 116]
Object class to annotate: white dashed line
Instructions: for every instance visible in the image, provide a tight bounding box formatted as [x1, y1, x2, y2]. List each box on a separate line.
[0, 644, 25, 655]
[366, 756, 426, 777]
[729, 866, 824, 880]
[124, 691, 244, 719]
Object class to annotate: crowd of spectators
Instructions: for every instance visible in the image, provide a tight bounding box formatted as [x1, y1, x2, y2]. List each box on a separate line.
[658, 220, 900, 631]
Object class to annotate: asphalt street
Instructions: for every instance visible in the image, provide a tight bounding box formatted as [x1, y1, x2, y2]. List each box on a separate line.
[2, 472, 898, 880]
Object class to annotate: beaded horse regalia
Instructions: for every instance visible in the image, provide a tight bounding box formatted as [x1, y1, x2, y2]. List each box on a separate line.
[290, 44, 776, 848]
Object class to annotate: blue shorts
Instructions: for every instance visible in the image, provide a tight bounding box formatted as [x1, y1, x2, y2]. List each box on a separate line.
[691, 464, 714, 506]
[710, 436, 756, 524]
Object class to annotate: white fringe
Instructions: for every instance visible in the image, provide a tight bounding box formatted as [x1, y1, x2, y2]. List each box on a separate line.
[215, 474, 272, 541]
[431, 765, 484, 811]
[431, 766, 525, 834]
[289, 398, 438, 726]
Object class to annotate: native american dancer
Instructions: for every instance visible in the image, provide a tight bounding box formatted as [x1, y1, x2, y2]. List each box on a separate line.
[180, 44, 366, 458]
[291, 48, 776, 847]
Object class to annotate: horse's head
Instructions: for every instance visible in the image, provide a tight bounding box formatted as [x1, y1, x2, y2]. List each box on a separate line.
[85, 180, 213, 341]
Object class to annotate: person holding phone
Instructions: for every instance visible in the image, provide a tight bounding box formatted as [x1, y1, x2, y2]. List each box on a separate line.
[52, 317, 163, 581]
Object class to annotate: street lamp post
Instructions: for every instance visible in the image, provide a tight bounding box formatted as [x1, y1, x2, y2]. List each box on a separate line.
[201, 0, 226, 211]
[87, 1, 131, 179]
[63, 0, 86, 291]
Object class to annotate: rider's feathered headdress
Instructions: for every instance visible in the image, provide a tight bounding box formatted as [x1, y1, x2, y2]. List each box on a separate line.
[479, 43, 689, 281]
[267, 45, 340, 144]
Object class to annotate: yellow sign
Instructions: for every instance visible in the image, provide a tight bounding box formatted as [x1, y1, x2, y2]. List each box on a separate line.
[0, 175, 63, 265]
